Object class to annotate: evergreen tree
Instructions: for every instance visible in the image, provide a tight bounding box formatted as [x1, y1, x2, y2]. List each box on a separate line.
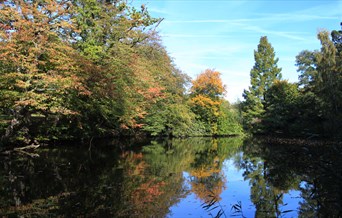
[242, 36, 282, 132]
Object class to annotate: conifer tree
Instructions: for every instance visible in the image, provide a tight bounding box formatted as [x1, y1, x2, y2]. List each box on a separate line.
[242, 36, 282, 132]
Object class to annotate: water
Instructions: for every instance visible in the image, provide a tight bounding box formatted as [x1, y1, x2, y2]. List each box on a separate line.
[0, 137, 341, 217]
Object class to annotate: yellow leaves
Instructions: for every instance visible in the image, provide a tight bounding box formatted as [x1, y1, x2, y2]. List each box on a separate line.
[190, 94, 222, 120]
[190, 166, 221, 178]
[190, 69, 225, 116]
[15, 80, 30, 89]
[191, 69, 226, 98]
[190, 69, 227, 134]
[0, 1, 91, 118]
[191, 94, 221, 108]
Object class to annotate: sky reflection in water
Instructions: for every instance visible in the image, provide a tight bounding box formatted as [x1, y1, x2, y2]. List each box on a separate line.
[169, 153, 301, 218]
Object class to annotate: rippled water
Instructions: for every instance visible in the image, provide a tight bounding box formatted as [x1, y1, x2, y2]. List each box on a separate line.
[0, 137, 341, 217]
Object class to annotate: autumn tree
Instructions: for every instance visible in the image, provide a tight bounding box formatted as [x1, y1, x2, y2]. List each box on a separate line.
[190, 69, 226, 135]
[71, 0, 190, 136]
[0, 0, 195, 145]
[0, 0, 90, 144]
[242, 36, 282, 132]
[189, 69, 242, 136]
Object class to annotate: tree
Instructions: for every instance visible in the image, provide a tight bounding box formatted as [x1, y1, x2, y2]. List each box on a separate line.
[331, 23, 342, 53]
[0, 0, 197, 145]
[315, 31, 342, 134]
[295, 28, 342, 137]
[263, 80, 300, 134]
[217, 101, 243, 136]
[190, 69, 242, 136]
[242, 36, 282, 132]
[71, 0, 191, 136]
[0, 0, 90, 144]
[190, 69, 226, 135]
[191, 69, 226, 99]
[71, 0, 164, 134]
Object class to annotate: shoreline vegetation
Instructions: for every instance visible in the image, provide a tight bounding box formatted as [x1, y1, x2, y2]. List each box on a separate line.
[0, 1, 341, 149]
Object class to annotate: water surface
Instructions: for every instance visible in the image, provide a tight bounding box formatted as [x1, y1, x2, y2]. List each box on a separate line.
[0, 137, 341, 217]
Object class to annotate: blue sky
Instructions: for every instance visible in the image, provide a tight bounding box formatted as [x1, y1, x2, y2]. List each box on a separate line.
[134, 0, 342, 102]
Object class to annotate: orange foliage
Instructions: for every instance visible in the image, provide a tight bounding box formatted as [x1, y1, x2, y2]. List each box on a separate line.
[132, 179, 166, 204]
[0, 0, 89, 115]
[191, 69, 226, 98]
[190, 179, 225, 202]
[120, 152, 147, 176]
[191, 95, 221, 108]
[190, 69, 226, 129]
[189, 155, 226, 202]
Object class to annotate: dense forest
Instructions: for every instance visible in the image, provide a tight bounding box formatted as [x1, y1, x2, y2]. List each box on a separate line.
[241, 27, 342, 139]
[0, 0, 242, 147]
[0, 0, 341, 148]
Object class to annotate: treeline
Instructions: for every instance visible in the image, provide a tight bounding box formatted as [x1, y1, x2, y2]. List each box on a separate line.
[0, 0, 242, 146]
[241, 27, 342, 138]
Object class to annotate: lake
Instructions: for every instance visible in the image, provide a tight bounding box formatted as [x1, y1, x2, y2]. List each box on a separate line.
[0, 137, 341, 217]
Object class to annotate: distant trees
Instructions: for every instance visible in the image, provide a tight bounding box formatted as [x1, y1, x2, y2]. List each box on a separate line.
[138, 68, 243, 137]
[242, 25, 342, 138]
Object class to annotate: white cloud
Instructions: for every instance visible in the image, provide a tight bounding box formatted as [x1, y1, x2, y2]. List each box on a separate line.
[148, 7, 173, 16]
[164, 19, 240, 24]
[160, 33, 242, 38]
[240, 25, 307, 41]
[144, 0, 341, 102]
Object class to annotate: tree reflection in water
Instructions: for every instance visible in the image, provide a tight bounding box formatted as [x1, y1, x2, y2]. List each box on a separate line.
[0, 137, 341, 217]
[189, 139, 227, 203]
[236, 137, 342, 217]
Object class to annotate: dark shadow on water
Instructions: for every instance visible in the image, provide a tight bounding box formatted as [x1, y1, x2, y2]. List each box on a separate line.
[0, 136, 341, 217]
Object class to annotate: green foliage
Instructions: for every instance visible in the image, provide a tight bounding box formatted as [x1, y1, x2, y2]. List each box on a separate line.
[217, 102, 243, 136]
[243, 27, 342, 138]
[0, 0, 90, 144]
[294, 28, 342, 137]
[143, 102, 196, 137]
[0, 0, 202, 145]
[242, 36, 282, 133]
[263, 80, 300, 134]
[190, 69, 242, 136]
